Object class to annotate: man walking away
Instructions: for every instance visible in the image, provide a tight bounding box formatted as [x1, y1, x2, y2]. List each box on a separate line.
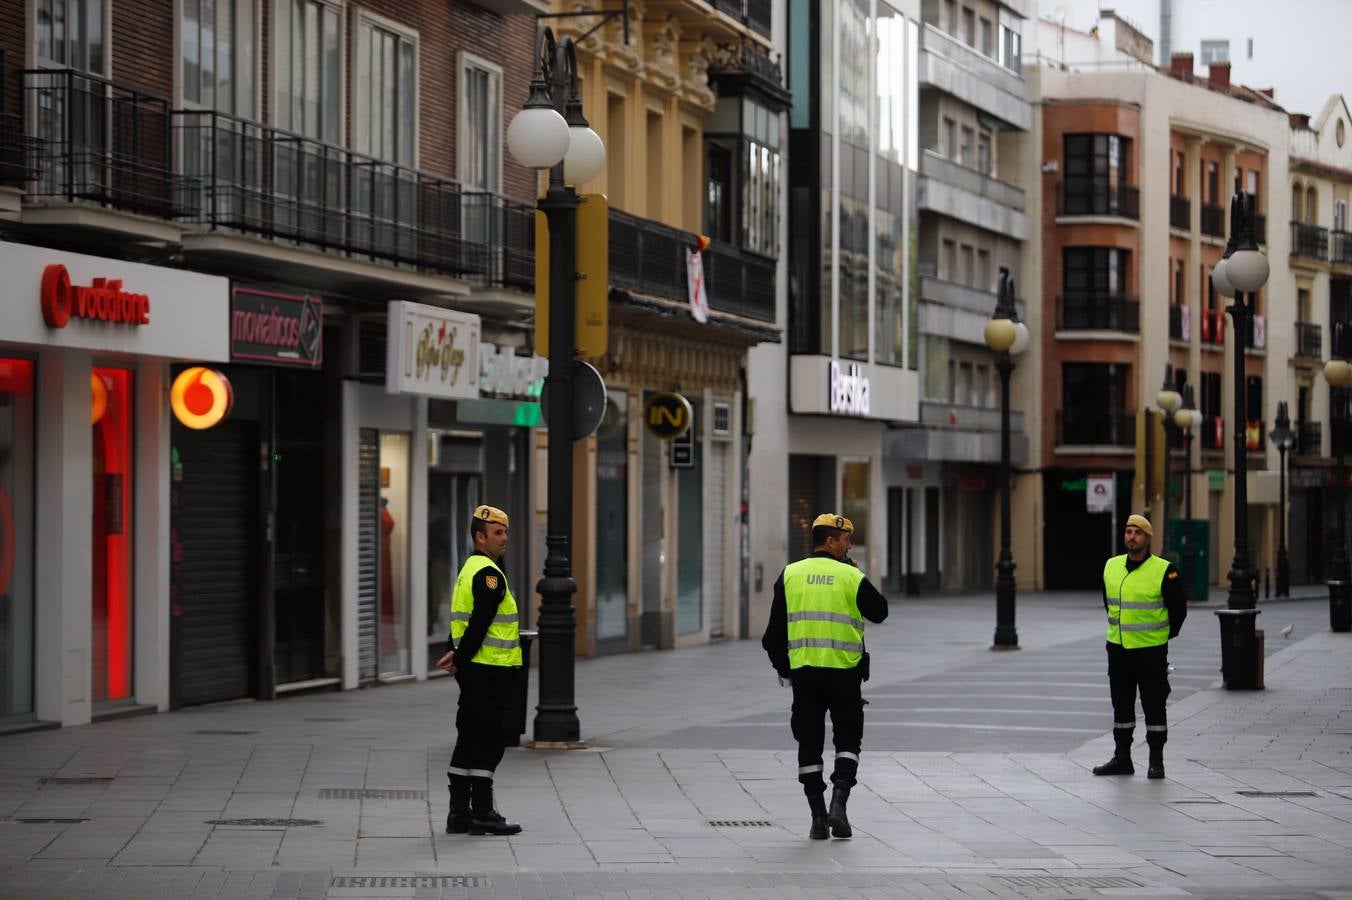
[762, 514, 888, 839]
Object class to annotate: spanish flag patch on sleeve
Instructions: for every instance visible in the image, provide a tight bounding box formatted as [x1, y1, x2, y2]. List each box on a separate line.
[485, 575, 499, 590]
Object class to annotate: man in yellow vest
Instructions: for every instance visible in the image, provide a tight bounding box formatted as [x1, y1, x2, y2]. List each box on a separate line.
[435, 504, 523, 836]
[1094, 513, 1187, 779]
[762, 514, 888, 839]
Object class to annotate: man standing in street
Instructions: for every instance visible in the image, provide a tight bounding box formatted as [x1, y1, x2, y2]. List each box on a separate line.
[763, 514, 888, 839]
[1094, 513, 1187, 780]
[436, 505, 523, 836]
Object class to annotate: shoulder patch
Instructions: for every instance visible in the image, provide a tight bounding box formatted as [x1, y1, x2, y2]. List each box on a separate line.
[485, 575, 499, 590]
[1167, 571, 1179, 579]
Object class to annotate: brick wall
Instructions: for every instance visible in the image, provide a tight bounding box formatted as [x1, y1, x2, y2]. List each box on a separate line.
[1, 0, 25, 116]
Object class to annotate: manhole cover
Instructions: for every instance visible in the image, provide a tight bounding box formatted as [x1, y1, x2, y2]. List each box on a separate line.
[13, 818, 90, 824]
[331, 876, 486, 888]
[319, 788, 426, 800]
[995, 875, 1142, 889]
[206, 818, 323, 827]
[1236, 790, 1318, 797]
[39, 776, 113, 785]
[191, 730, 258, 736]
[708, 819, 776, 827]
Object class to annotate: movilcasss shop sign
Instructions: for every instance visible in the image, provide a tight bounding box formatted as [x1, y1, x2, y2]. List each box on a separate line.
[41, 264, 150, 328]
[230, 287, 323, 367]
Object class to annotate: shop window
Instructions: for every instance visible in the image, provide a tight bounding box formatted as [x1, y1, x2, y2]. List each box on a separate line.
[596, 391, 628, 646]
[92, 367, 133, 704]
[379, 432, 411, 677]
[842, 461, 870, 565]
[676, 402, 702, 635]
[0, 359, 35, 719]
[426, 434, 481, 672]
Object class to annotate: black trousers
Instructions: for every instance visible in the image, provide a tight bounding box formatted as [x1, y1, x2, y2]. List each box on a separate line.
[790, 666, 865, 795]
[449, 663, 516, 781]
[1106, 641, 1170, 752]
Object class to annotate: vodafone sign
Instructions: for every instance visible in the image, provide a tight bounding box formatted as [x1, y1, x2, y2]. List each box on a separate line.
[0, 240, 227, 361]
[41, 264, 151, 329]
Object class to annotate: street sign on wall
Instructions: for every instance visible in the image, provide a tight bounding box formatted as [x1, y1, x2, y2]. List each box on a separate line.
[1086, 473, 1115, 513]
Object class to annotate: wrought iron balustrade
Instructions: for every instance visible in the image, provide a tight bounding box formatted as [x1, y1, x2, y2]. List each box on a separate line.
[1291, 220, 1330, 260]
[1295, 321, 1323, 359]
[1057, 292, 1140, 333]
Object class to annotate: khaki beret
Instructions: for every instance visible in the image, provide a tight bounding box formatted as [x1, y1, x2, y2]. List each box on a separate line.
[473, 505, 509, 527]
[1125, 513, 1153, 537]
[811, 513, 853, 533]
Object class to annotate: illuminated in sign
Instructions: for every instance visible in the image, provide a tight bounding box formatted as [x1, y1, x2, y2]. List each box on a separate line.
[171, 367, 233, 430]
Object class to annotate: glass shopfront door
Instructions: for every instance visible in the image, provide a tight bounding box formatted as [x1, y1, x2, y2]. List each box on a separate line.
[378, 432, 411, 677]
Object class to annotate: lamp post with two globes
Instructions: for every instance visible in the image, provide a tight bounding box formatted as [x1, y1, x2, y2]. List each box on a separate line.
[1155, 364, 1183, 553]
[985, 267, 1030, 650]
[1174, 385, 1201, 601]
[1209, 189, 1270, 688]
[505, 26, 607, 742]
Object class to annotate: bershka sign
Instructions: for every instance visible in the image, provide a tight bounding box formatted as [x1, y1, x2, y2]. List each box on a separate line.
[230, 287, 323, 367]
[386, 300, 480, 400]
[40, 264, 150, 328]
[828, 360, 870, 416]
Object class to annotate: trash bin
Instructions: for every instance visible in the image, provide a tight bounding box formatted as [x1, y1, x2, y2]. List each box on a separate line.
[1331, 580, 1352, 633]
[1215, 608, 1262, 689]
[506, 630, 537, 748]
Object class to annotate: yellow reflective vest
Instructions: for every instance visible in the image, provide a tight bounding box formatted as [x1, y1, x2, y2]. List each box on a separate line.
[450, 555, 522, 667]
[783, 555, 867, 669]
[1103, 554, 1171, 649]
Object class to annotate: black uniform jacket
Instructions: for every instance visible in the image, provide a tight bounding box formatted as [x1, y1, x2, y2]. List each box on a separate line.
[761, 551, 889, 679]
[1101, 554, 1188, 639]
[448, 551, 509, 666]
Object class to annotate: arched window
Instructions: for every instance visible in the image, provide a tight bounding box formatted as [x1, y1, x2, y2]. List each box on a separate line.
[1291, 182, 1303, 222]
[1306, 185, 1318, 224]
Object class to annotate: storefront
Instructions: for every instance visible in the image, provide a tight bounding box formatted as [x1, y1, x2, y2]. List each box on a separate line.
[0, 240, 229, 728]
[169, 285, 331, 707]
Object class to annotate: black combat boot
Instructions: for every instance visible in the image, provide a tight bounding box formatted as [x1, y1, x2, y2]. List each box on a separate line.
[1092, 733, 1135, 776]
[468, 779, 522, 836]
[827, 786, 852, 838]
[446, 776, 471, 834]
[807, 792, 829, 840]
[1147, 734, 1166, 779]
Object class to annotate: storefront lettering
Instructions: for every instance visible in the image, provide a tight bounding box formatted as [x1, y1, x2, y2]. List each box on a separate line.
[415, 322, 465, 386]
[479, 343, 548, 399]
[232, 306, 300, 349]
[828, 360, 870, 416]
[40, 264, 150, 329]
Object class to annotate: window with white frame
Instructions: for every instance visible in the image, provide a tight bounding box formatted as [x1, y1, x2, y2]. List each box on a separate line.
[36, 0, 105, 72]
[1200, 40, 1229, 65]
[355, 16, 416, 165]
[276, 0, 342, 144]
[182, 0, 257, 117]
[459, 55, 502, 192]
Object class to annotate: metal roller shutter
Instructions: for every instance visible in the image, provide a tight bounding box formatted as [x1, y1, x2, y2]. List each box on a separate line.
[173, 420, 257, 707]
[706, 442, 727, 639]
[357, 428, 380, 683]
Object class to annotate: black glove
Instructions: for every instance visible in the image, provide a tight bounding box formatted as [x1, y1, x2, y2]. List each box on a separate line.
[859, 651, 870, 682]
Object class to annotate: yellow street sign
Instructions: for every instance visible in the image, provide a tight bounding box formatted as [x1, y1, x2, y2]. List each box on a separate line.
[535, 194, 609, 358]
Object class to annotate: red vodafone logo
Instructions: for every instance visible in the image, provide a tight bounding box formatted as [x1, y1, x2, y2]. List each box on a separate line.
[40, 263, 151, 329]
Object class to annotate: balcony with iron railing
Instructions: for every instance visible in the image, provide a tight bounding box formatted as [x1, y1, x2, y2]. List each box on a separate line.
[1200, 203, 1225, 238]
[1, 53, 37, 189]
[1057, 181, 1139, 220]
[172, 109, 533, 287]
[1199, 307, 1225, 346]
[1169, 304, 1184, 340]
[1332, 230, 1352, 267]
[1198, 415, 1226, 451]
[1291, 220, 1330, 261]
[1296, 321, 1323, 359]
[23, 67, 188, 217]
[1057, 408, 1135, 447]
[711, 0, 772, 37]
[1057, 292, 1140, 333]
[1297, 420, 1322, 456]
[1169, 194, 1190, 230]
[609, 208, 775, 323]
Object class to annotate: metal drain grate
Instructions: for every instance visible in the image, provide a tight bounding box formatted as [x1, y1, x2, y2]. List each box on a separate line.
[206, 818, 323, 827]
[995, 875, 1142, 889]
[707, 819, 776, 828]
[331, 876, 485, 888]
[13, 818, 90, 824]
[1237, 790, 1318, 797]
[39, 776, 113, 785]
[191, 729, 258, 736]
[319, 788, 426, 800]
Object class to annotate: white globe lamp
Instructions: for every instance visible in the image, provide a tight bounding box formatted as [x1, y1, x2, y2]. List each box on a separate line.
[507, 101, 570, 170]
[563, 124, 605, 184]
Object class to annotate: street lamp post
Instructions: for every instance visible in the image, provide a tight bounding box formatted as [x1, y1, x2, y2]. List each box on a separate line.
[1210, 189, 1269, 688]
[985, 267, 1029, 650]
[1175, 385, 1200, 601]
[1268, 401, 1295, 598]
[1324, 326, 1352, 632]
[1156, 364, 1183, 556]
[506, 27, 607, 742]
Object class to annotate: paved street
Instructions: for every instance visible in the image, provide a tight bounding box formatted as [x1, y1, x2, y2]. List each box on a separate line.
[2, 591, 1350, 900]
